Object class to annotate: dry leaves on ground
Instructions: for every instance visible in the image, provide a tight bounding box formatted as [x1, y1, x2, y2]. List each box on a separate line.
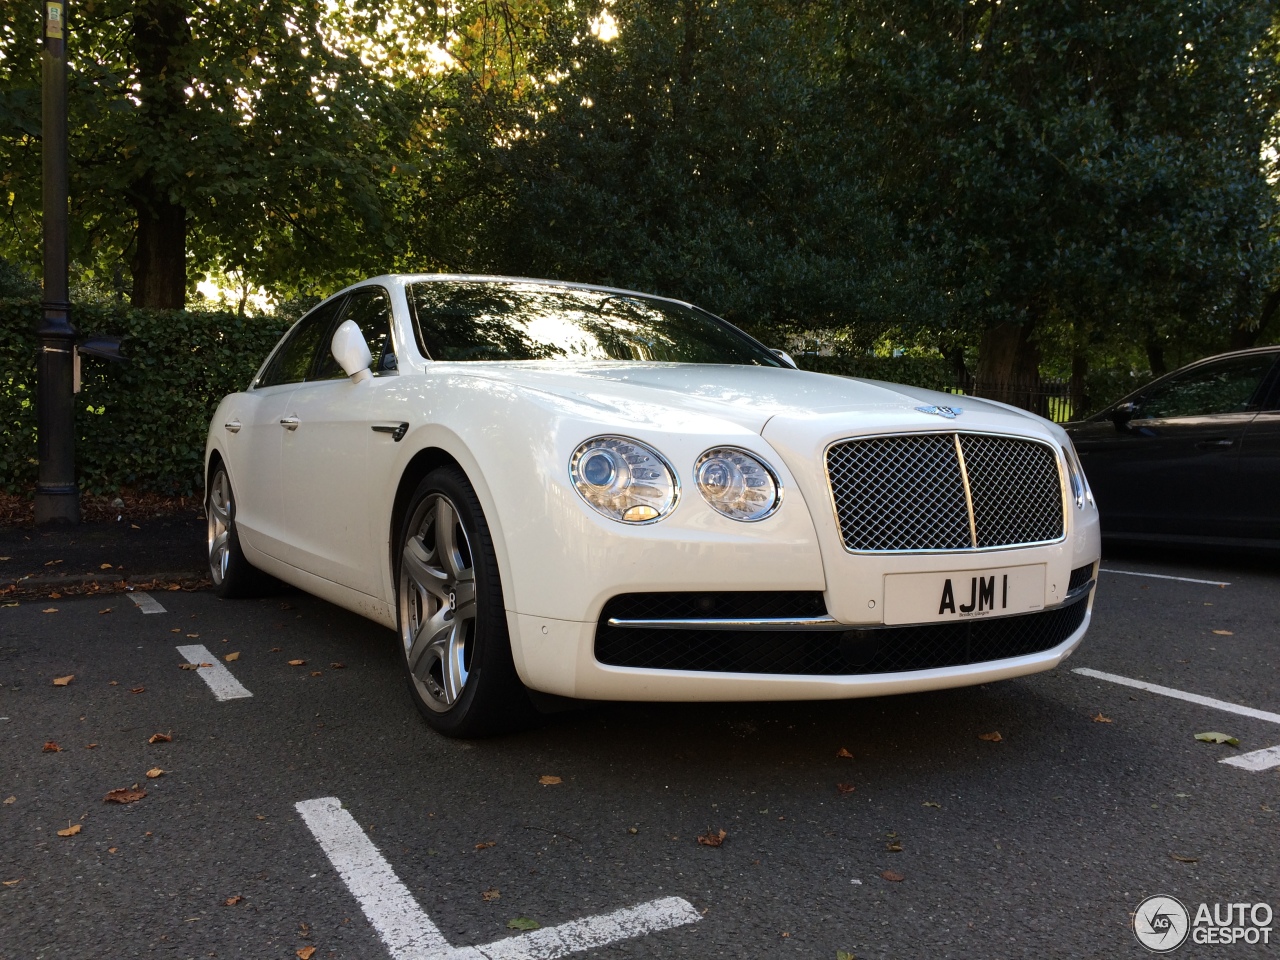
[84, 743, 99, 750]
[836, 747, 854, 758]
[1092, 713, 1112, 723]
[836, 783, 855, 795]
[1194, 732, 1239, 746]
[57, 823, 81, 837]
[99, 608, 112, 615]
[224, 895, 243, 906]
[880, 870, 904, 882]
[103, 786, 146, 804]
[2, 879, 20, 886]
[1170, 853, 1200, 863]
[507, 918, 540, 931]
[130, 686, 145, 694]
[482, 888, 501, 902]
[42, 741, 62, 753]
[475, 840, 497, 850]
[330, 662, 345, 669]
[179, 663, 200, 671]
[148, 732, 173, 744]
[288, 659, 306, 667]
[978, 731, 1003, 742]
[697, 829, 727, 847]
[3, 797, 14, 805]
[1212, 629, 1233, 636]
[886, 841, 903, 852]
[538, 775, 562, 786]
[145, 768, 165, 779]
[923, 801, 942, 808]
[42, 608, 58, 614]
[297, 948, 316, 960]
[224, 652, 240, 662]
[52, 675, 74, 687]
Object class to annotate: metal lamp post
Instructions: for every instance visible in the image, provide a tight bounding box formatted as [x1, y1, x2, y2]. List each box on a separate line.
[35, 0, 78, 525]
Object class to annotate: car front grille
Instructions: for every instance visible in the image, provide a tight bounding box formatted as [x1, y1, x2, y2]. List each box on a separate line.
[594, 593, 1089, 676]
[826, 433, 1064, 551]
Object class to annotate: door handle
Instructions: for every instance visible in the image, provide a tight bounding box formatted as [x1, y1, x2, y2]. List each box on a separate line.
[224, 420, 242, 434]
[1195, 438, 1234, 449]
[280, 417, 300, 431]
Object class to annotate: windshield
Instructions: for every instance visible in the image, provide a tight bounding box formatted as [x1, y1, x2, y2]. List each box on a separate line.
[405, 280, 783, 366]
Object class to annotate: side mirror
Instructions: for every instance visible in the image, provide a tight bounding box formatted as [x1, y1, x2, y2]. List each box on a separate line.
[771, 348, 798, 369]
[1109, 401, 1137, 427]
[331, 319, 373, 383]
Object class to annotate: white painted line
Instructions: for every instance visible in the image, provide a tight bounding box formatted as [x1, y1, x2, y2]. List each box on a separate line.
[296, 796, 700, 960]
[452, 898, 701, 960]
[1220, 744, 1280, 772]
[1073, 668, 1280, 726]
[176, 644, 252, 701]
[296, 797, 449, 959]
[1099, 568, 1230, 587]
[129, 591, 167, 614]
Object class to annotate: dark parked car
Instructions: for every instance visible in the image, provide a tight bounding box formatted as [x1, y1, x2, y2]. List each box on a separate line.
[1064, 346, 1280, 548]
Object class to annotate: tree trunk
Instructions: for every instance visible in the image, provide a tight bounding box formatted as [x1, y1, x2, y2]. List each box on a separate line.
[131, 189, 186, 309]
[975, 321, 1041, 413]
[1144, 334, 1166, 378]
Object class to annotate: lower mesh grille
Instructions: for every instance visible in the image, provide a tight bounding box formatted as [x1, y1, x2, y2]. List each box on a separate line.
[594, 593, 1090, 675]
[1068, 564, 1094, 592]
[601, 592, 827, 622]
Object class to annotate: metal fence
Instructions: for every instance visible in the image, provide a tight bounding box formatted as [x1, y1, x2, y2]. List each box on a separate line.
[941, 378, 1075, 423]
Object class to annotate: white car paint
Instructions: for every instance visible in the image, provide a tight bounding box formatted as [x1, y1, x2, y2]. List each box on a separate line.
[206, 274, 1101, 702]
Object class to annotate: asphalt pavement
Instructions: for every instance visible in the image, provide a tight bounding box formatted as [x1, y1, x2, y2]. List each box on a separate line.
[1, 527, 1278, 959]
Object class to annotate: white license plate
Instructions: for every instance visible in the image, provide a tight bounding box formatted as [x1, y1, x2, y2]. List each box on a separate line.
[882, 565, 1045, 626]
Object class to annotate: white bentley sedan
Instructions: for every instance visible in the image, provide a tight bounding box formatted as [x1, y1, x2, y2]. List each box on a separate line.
[205, 275, 1101, 736]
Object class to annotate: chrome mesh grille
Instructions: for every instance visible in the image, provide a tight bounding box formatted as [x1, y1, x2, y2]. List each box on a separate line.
[826, 433, 1064, 551]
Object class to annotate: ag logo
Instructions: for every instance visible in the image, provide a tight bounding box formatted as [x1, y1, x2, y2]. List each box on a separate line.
[1134, 895, 1190, 952]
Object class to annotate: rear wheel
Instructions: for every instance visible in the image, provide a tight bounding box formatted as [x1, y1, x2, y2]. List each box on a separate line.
[396, 467, 533, 737]
[206, 464, 276, 598]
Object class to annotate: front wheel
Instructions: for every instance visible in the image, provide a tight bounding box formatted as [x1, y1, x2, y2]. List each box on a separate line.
[206, 464, 277, 598]
[396, 468, 533, 737]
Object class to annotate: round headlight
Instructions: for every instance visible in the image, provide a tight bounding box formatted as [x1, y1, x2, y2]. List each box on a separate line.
[694, 447, 781, 521]
[570, 436, 678, 524]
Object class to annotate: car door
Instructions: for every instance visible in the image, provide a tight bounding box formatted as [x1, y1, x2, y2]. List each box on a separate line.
[231, 297, 347, 559]
[1072, 352, 1276, 538]
[1236, 353, 1280, 541]
[279, 285, 405, 598]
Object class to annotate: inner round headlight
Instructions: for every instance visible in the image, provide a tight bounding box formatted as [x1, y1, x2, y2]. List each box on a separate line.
[570, 436, 677, 523]
[694, 447, 781, 521]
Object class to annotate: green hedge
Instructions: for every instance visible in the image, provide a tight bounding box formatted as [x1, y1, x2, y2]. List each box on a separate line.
[793, 354, 955, 391]
[1, 299, 287, 496]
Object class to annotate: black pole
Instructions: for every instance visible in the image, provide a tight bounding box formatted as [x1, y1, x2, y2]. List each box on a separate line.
[35, 0, 78, 525]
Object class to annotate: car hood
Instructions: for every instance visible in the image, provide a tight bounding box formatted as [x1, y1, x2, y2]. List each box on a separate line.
[442, 361, 1048, 437]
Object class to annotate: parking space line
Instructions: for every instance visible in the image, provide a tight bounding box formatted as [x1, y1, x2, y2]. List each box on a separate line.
[176, 644, 252, 701]
[1073, 668, 1280, 725]
[128, 591, 167, 614]
[1099, 569, 1230, 587]
[1220, 745, 1280, 773]
[296, 796, 700, 960]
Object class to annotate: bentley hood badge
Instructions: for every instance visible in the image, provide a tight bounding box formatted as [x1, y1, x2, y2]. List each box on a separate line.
[915, 404, 963, 419]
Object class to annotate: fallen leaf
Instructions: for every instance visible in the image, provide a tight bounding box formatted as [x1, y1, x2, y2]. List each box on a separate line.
[45, 559, 62, 566]
[49, 592, 62, 599]
[475, 840, 497, 850]
[57, 824, 81, 838]
[296, 948, 316, 960]
[880, 870, 904, 882]
[42, 608, 58, 614]
[886, 841, 903, 852]
[108, 847, 117, 853]
[482, 887, 501, 902]
[836, 783, 855, 795]
[310, 671, 322, 677]
[2, 797, 14, 804]
[1212, 629, 1233, 636]
[198, 663, 212, 668]
[166, 584, 181, 591]
[53, 675, 74, 687]
[978, 731, 1003, 742]
[1194, 732, 1240, 747]
[2, 879, 20, 886]
[99, 608, 112, 615]
[109, 680, 118, 685]
[923, 801, 942, 808]
[148, 732, 172, 744]
[170, 628, 182, 633]
[330, 662, 346, 669]
[507, 918, 540, 931]
[697, 829, 727, 847]
[1092, 713, 1112, 723]
[130, 686, 145, 694]
[84, 743, 99, 750]
[145, 768, 164, 779]
[224, 652, 240, 662]
[186, 633, 199, 638]
[42, 741, 62, 753]
[288, 659, 306, 666]
[103, 786, 146, 804]
[270, 647, 281, 652]
[100, 563, 113, 570]
[224, 895, 243, 906]
[1170, 853, 1199, 864]
[130, 524, 140, 529]
[836, 747, 854, 758]
[179, 663, 199, 671]
[837, 951, 855, 960]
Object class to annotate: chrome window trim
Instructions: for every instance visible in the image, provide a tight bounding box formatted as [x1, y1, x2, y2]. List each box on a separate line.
[822, 430, 1070, 555]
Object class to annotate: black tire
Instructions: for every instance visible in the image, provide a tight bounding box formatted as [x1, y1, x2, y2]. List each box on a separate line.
[206, 463, 278, 599]
[396, 467, 534, 737]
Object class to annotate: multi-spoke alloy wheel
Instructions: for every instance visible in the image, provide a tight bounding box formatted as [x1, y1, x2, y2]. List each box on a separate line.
[396, 468, 532, 737]
[399, 493, 477, 710]
[205, 463, 274, 599]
